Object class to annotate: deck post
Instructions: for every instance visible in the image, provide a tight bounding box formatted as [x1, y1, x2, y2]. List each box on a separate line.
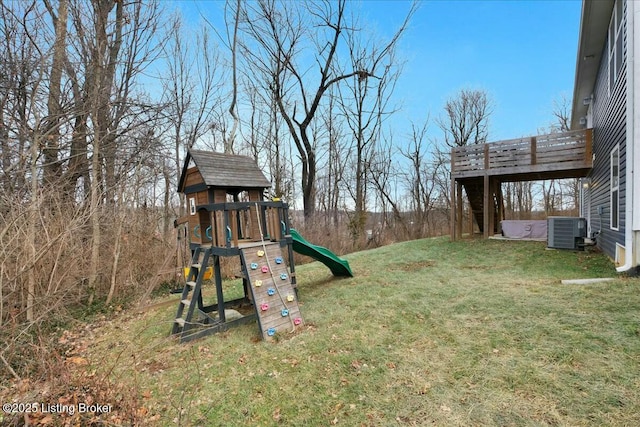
[450, 177, 457, 240]
[468, 201, 474, 235]
[450, 148, 457, 240]
[496, 181, 504, 233]
[530, 137, 537, 165]
[456, 182, 463, 238]
[483, 174, 490, 238]
[484, 144, 490, 170]
[488, 179, 496, 237]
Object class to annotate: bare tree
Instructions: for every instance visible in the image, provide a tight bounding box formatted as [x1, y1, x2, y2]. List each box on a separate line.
[0, 1, 42, 196]
[337, 5, 414, 239]
[551, 93, 571, 133]
[437, 88, 492, 148]
[0, 1, 50, 321]
[41, 0, 68, 188]
[52, 0, 164, 303]
[539, 93, 577, 216]
[225, 0, 241, 152]
[435, 88, 492, 231]
[161, 13, 223, 216]
[400, 120, 439, 236]
[317, 87, 347, 226]
[369, 133, 409, 237]
[236, 67, 291, 199]
[238, 0, 413, 219]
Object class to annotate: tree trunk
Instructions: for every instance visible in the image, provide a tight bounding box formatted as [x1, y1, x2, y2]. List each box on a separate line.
[43, 0, 68, 187]
[88, 0, 119, 304]
[26, 130, 40, 322]
[106, 211, 123, 305]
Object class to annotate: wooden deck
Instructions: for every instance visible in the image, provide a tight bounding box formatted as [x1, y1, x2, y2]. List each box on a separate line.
[450, 129, 593, 240]
[451, 129, 592, 181]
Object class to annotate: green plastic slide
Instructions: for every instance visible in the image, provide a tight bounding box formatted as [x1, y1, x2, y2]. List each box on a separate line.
[290, 229, 354, 277]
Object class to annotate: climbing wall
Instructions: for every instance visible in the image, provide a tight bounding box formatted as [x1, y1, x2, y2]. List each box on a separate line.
[241, 243, 304, 341]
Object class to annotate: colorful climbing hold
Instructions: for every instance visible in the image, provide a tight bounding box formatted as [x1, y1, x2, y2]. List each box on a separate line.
[261, 266, 269, 273]
[255, 280, 263, 287]
[260, 303, 269, 311]
[293, 317, 302, 326]
[281, 309, 289, 317]
[267, 288, 276, 296]
[275, 257, 283, 264]
[280, 273, 288, 280]
[250, 262, 258, 270]
[257, 250, 265, 257]
[286, 294, 295, 302]
[267, 328, 276, 336]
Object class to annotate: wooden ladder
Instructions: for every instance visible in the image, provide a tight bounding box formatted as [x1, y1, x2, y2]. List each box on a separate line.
[172, 246, 211, 340]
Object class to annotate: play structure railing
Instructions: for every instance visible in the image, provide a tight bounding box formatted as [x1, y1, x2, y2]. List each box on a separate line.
[451, 128, 593, 179]
[196, 200, 291, 248]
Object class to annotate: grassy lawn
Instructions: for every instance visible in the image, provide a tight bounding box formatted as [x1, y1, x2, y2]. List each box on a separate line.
[57, 238, 640, 425]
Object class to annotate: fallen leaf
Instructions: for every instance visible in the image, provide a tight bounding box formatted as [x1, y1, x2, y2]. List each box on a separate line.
[38, 415, 54, 425]
[272, 407, 281, 422]
[66, 356, 88, 366]
[419, 383, 432, 395]
[17, 379, 31, 392]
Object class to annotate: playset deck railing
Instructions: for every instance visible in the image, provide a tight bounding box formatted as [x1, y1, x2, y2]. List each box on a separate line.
[451, 128, 593, 179]
[196, 200, 290, 248]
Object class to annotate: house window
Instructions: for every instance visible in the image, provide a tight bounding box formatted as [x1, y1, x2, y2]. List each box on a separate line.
[608, 0, 624, 96]
[189, 197, 196, 215]
[610, 146, 619, 231]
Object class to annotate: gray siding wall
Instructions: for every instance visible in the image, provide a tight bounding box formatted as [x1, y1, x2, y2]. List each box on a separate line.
[589, 3, 627, 259]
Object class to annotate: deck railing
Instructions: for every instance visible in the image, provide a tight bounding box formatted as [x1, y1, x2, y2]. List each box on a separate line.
[451, 128, 592, 178]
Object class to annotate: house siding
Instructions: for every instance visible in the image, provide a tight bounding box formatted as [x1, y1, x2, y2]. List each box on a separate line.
[588, 1, 627, 260]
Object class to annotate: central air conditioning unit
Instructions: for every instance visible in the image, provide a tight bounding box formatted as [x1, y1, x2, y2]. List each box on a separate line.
[547, 217, 587, 250]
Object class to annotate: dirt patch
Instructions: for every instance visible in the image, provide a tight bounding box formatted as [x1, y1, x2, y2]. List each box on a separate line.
[389, 260, 435, 271]
[461, 265, 491, 270]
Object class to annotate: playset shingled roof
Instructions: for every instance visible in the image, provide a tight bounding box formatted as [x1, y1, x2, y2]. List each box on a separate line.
[179, 149, 271, 191]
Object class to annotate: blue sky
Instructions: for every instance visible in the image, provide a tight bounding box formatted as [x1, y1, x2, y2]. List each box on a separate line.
[173, 0, 582, 143]
[381, 0, 581, 141]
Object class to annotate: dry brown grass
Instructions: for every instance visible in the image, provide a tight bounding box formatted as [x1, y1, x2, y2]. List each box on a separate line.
[4, 237, 637, 426]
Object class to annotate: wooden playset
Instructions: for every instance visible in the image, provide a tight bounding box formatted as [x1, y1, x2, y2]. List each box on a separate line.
[172, 150, 303, 342]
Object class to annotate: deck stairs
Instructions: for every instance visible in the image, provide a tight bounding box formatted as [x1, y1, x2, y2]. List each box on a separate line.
[461, 177, 503, 234]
